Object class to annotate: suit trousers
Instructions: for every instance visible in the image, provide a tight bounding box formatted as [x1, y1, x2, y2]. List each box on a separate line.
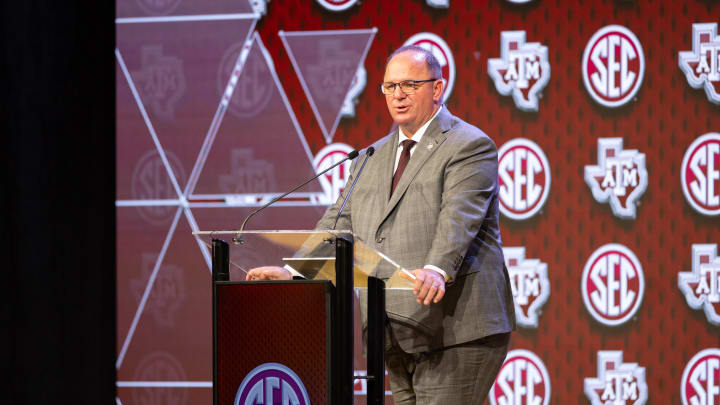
[385, 327, 510, 405]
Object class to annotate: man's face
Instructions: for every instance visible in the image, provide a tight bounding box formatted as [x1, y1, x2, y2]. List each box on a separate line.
[383, 51, 443, 136]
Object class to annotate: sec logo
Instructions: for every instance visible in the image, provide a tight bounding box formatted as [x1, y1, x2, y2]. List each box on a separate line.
[498, 138, 551, 220]
[235, 363, 310, 405]
[311, 143, 355, 205]
[218, 37, 273, 119]
[584, 351, 648, 405]
[582, 244, 645, 326]
[403, 32, 455, 103]
[489, 349, 551, 405]
[681, 133, 720, 216]
[681, 348, 720, 405]
[315, 0, 360, 12]
[582, 25, 645, 107]
[132, 352, 188, 405]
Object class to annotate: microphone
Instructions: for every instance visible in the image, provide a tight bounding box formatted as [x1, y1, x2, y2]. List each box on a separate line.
[332, 147, 375, 230]
[233, 150, 359, 243]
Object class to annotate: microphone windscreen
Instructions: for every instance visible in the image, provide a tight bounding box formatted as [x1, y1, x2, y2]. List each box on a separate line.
[366, 146, 375, 156]
[347, 150, 359, 159]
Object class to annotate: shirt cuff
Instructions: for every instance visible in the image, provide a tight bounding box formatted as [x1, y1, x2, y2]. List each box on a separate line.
[424, 265, 451, 282]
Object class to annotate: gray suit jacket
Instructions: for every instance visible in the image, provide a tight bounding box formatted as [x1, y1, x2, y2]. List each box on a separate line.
[316, 108, 516, 353]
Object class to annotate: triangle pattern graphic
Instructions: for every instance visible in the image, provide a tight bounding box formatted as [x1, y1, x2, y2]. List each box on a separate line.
[191, 32, 322, 198]
[116, 0, 256, 19]
[280, 28, 377, 144]
[116, 211, 212, 382]
[116, 18, 256, 193]
[116, 61, 182, 201]
[116, 207, 182, 353]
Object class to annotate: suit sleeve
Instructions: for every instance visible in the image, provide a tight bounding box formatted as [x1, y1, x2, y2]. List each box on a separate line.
[424, 132, 499, 281]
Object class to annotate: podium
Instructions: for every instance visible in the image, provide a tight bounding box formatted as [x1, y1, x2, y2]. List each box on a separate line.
[194, 230, 415, 405]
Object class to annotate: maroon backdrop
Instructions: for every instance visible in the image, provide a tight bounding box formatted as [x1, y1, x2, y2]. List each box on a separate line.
[116, 1, 720, 404]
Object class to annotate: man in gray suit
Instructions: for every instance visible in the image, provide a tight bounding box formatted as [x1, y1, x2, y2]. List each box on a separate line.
[248, 45, 515, 404]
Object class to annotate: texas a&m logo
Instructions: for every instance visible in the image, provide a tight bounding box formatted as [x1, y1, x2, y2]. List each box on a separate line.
[498, 138, 551, 220]
[679, 23, 720, 105]
[582, 25, 645, 108]
[584, 138, 648, 219]
[584, 351, 648, 405]
[581, 244, 645, 326]
[489, 349, 551, 405]
[488, 31, 550, 112]
[678, 244, 720, 326]
[132, 45, 187, 121]
[681, 348, 720, 405]
[503, 247, 550, 328]
[681, 133, 720, 216]
[235, 363, 310, 405]
[403, 32, 455, 103]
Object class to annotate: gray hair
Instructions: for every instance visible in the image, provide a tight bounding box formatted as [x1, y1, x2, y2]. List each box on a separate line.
[386, 45, 442, 79]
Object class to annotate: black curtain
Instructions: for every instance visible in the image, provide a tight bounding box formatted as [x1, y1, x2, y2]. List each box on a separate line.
[3, 1, 116, 403]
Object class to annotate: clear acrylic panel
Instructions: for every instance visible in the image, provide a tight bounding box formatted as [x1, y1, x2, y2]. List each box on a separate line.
[193, 230, 415, 289]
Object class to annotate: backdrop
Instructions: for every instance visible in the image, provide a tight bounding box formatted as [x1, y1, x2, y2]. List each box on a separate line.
[115, 1, 720, 404]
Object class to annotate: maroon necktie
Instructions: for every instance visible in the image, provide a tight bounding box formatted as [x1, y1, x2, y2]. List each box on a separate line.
[391, 139, 417, 195]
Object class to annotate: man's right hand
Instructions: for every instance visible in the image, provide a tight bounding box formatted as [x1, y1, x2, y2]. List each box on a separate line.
[245, 266, 292, 281]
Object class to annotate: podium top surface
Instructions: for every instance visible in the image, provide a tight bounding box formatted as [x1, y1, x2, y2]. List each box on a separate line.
[193, 230, 415, 289]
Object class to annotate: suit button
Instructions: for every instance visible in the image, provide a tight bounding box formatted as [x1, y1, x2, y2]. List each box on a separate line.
[376, 237, 385, 243]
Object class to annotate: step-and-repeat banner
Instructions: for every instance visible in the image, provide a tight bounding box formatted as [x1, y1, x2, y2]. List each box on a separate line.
[116, 0, 719, 403]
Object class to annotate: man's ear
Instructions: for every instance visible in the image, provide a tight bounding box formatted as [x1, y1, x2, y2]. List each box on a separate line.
[433, 79, 444, 102]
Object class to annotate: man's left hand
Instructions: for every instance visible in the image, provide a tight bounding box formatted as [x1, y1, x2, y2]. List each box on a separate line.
[412, 268, 446, 305]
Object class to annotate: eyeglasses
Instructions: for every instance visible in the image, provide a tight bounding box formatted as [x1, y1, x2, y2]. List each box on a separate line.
[380, 79, 438, 95]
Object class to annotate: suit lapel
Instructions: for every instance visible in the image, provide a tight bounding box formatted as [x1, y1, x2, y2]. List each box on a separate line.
[373, 130, 398, 204]
[379, 108, 455, 223]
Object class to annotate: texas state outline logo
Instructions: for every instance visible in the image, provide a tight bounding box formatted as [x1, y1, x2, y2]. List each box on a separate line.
[584, 351, 648, 405]
[584, 138, 648, 219]
[678, 22, 720, 105]
[678, 244, 720, 326]
[488, 30, 550, 112]
[503, 247, 550, 328]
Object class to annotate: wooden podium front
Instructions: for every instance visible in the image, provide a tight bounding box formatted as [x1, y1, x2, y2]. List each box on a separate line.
[214, 281, 334, 405]
[200, 231, 399, 405]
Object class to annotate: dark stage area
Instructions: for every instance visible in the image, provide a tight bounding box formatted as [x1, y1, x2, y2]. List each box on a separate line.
[4, 1, 116, 403]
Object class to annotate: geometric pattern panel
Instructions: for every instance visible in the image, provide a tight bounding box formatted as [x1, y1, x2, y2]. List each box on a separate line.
[191, 32, 322, 199]
[280, 29, 377, 143]
[116, 18, 256, 196]
[116, 0, 255, 18]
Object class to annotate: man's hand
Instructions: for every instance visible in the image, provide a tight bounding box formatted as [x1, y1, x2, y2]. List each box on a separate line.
[245, 266, 292, 281]
[412, 268, 446, 305]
